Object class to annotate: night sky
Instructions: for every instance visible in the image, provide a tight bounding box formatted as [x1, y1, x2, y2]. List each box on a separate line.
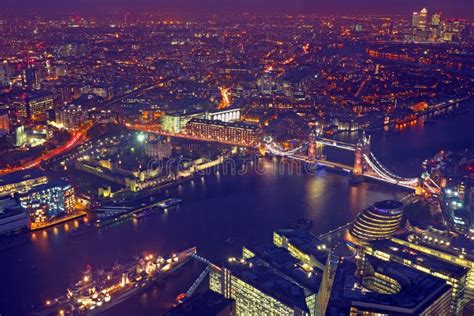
[2, 0, 473, 18]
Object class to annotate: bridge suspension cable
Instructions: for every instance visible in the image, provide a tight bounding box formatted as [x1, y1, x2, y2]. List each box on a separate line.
[367, 153, 417, 183]
[363, 154, 418, 186]
[265, 142, 308, 156]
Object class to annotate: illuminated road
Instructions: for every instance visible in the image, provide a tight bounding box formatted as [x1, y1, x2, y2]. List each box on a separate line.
[0, 123, 92, 176]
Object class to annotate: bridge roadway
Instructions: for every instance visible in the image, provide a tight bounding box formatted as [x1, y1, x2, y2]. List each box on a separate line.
[286, 154, 354, 172]
[316, 138, 356, 151]
[287, 154, 416, 190]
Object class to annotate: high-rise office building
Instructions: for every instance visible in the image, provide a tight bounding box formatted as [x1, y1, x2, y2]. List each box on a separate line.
[418, 8, 428, 30]
[412, 11, 420, 29]
[432, 13, 441, 27]
[412, 8, 428, 30]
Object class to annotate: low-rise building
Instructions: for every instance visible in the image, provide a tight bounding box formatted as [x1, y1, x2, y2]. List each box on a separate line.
[0, 169, 48, 198]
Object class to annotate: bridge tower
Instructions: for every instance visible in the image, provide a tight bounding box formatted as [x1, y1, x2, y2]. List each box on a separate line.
[314, 125, 325, 160]
[351, 131, 371, 182]
[308, 130, 316, 161]
[415, 178, 425, 196]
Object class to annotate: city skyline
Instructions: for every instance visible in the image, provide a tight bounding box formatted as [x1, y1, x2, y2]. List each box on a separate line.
[1, 0, 473, 19]
[0, 2, 473, 315]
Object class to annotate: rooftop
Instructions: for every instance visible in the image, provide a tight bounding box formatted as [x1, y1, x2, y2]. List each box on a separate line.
[328, 255, 451, 315]
[373, 200, 404, 211]
[0, 169, 47, 187]
[244, 243, 323, 292]
[223, 257, 311, 313]
[274, 229, 329, 266]
[188, 118, 260, 130]
[369, 238, 468, 279]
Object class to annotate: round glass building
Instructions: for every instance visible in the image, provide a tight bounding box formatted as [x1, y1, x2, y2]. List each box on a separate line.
[350, 200, 404, 242]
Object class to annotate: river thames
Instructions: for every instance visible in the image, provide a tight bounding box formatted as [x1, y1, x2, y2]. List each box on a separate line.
[0, 104, 473, 315]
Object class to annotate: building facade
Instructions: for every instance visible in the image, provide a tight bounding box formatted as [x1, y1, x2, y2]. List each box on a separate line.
[350, 200, 404, 242]
[0, 170, 48, 197]
[186, 118, 261, 146]
[56, 104, 89, 130]
[17, 92, 54, 122]
[161, 110, 206, 133]
[19, 182, 75, 227]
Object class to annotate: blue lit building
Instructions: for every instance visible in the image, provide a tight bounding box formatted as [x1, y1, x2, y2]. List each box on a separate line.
[18, 181, 75, 227]
[441, 179, 474, 235]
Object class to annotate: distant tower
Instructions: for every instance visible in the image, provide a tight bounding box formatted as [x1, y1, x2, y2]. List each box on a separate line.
[351, 131, 371, 182]
[432, 13, 441, 27]
[412, 11, 419, 29]
[418, 8, 428, 30]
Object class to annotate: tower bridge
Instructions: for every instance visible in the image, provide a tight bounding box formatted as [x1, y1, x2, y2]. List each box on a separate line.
[265, 130, 437, 193]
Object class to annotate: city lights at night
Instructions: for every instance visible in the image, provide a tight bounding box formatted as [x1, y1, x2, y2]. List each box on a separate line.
[0, 0, 473, 315]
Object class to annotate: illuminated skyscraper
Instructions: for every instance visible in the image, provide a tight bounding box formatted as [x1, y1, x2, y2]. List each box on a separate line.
[419, 8, 428, 30]
[432, 13, 441, 27]
[412, 11, 420, 28]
